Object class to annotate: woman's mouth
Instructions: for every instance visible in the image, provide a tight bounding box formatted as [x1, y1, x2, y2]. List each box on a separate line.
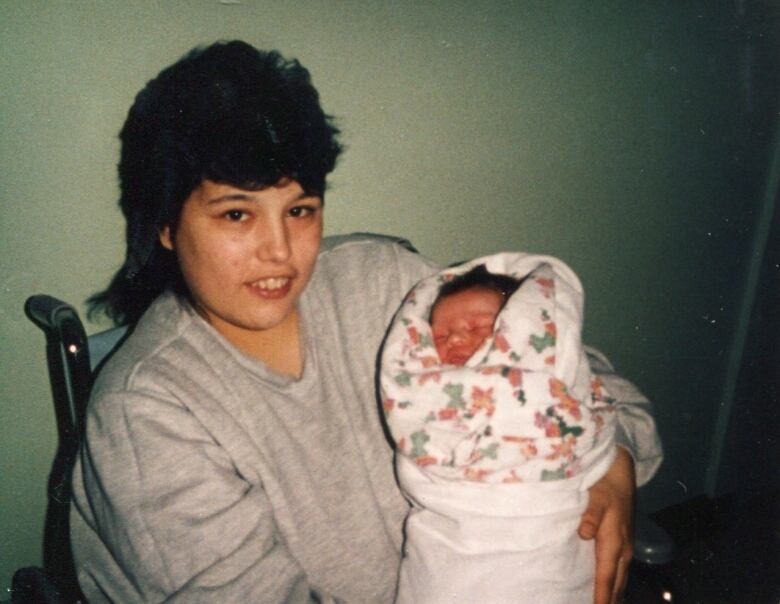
[248, 276, 292, 298]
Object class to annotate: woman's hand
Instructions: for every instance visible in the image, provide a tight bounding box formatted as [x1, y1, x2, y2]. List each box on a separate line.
[578, 446, 636, 604]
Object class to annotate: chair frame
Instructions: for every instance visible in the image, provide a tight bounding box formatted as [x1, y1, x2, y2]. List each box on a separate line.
[14, 296, 92, 603]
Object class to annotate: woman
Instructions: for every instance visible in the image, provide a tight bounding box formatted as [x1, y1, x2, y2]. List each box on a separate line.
[71, 40, 661, 603]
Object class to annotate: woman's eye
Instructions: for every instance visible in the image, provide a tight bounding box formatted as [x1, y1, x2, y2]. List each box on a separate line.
[288, 205, 317, 218]
[224, 209, 247, 222]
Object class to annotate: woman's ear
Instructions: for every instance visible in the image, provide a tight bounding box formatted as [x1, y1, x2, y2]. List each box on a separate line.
[159, 225, 174, 251]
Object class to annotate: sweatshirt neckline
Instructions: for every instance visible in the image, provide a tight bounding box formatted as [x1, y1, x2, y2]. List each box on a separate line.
[178, 294, 318, 390]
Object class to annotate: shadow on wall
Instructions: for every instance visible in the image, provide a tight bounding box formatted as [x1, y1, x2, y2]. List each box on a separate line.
[712, 0, 780, 500]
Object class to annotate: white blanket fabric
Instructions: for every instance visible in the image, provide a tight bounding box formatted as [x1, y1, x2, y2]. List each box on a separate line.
[380, 253, 617, 603]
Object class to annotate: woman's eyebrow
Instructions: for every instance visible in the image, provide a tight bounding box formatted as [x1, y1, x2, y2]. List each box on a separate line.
[206, 190, 310, 205]
[206, 193, 254, 205]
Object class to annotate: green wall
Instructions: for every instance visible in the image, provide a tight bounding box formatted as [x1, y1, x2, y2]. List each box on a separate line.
[1, 1, 774, 591]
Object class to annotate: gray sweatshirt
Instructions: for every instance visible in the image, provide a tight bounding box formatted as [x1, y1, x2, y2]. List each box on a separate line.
[70, 237, 662, 603]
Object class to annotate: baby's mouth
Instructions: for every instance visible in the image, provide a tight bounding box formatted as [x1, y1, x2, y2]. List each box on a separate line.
[447, 352, 470, 366]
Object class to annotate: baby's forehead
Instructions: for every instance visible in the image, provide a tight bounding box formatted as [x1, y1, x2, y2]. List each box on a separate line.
[434, 284, 504, 306]
[430, 285, 504, 323]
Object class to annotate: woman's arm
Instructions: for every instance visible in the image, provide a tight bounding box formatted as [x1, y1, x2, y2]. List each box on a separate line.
[585, 346, 663, 486]
[580, 348, 663, 604]
[71, 389, 331, 603]
[579, 447, 635, 604]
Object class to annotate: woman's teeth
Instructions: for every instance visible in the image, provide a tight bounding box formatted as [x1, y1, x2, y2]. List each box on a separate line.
[253, 277, 289, 290]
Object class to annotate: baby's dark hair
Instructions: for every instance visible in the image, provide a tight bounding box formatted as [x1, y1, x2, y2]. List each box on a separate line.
[431, 264, 522, 318]
[89, 40, 342, 325]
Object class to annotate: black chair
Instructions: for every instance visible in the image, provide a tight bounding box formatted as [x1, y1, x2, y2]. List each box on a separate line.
[12, 297, 126, 604]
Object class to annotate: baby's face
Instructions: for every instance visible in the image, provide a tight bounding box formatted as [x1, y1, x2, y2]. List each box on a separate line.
[430, 286, 504, 366]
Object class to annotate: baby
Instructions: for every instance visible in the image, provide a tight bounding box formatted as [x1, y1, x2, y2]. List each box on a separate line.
[380, 254, 617, 604]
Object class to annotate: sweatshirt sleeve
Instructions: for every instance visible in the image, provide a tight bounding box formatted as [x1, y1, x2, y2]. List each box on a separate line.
[71, 388, 333, 604]
[585, 346, 663, 487]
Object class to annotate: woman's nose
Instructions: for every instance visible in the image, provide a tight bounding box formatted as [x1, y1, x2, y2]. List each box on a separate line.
[255, 221, 291, 262]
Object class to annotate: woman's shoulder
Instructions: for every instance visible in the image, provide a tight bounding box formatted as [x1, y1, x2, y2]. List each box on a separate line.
[316, 233, 439, 285]
[89, 292, 210, 406]
[304, 234, 441, 335]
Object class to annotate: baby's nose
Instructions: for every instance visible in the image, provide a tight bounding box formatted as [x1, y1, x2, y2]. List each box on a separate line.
[447, 331, 467, 346]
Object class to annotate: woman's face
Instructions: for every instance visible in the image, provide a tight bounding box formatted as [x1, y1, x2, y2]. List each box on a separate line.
[159, 178, 322, 344]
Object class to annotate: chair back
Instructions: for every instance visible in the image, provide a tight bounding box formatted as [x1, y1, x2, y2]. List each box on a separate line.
[25, 296, 92, 457]
[19, 295, 127, 604]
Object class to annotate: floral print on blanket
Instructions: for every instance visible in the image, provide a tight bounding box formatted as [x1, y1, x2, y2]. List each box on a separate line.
[381, 255, 616, 484]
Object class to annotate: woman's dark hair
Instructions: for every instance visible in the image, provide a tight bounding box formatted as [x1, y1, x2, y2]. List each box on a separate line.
[88, 40, 342, 325]
[431, 264, 522, 318]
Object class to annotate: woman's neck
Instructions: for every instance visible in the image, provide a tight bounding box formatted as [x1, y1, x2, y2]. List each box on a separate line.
[213, 309, 303, 378]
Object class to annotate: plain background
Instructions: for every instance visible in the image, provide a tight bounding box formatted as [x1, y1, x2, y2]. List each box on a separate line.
[2, 0, 778, 590]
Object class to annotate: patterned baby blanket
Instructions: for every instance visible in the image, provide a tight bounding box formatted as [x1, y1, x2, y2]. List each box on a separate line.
[381, 252, 616, 485]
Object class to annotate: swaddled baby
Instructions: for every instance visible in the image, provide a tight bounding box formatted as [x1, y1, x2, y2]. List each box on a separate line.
[380, 253, 617, 604]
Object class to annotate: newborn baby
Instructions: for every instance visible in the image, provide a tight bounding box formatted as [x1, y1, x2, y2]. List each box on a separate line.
[381, 254, 617, 604]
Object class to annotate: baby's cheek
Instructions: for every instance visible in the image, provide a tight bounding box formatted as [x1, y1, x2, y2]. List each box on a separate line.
[463, 337, 485, 359]
[434, 343, 446, 362]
